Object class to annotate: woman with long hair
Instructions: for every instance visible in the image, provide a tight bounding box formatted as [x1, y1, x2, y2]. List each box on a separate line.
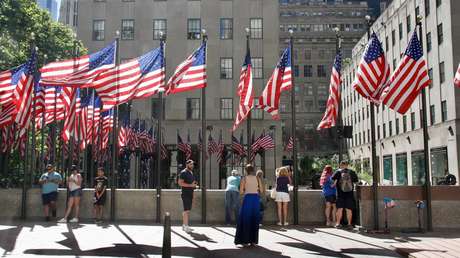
[234, 164, 263, 246]
[58, 165, 83, 223]
[275, 166, 292, 226]
[320, 165, 336, 226]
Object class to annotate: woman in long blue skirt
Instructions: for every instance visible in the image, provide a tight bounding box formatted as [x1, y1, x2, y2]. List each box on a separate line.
[235, 164, 264, 246]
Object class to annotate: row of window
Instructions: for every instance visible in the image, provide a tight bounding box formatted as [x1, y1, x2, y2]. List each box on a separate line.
[280, 23, 365, 33]
[279, 10, 366, 18]
[292, 65, 327, 77]
[92, 18, 263, 41]
[151, 98, 264, 120]
[385, 21, 443, 53]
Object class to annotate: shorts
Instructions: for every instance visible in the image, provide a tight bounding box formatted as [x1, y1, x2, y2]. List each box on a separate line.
[42, 191, 58, 205]
[275, 191, 290, 202]
[93, 192, 106, 206]
[69, 188, 82, 197]
[324, 195, 337, 203]
[181, 192, 193, 211]
[336, 196, 355, 209]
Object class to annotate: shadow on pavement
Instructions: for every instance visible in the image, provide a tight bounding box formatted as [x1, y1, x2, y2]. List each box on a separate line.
[0, 225, 22, 255]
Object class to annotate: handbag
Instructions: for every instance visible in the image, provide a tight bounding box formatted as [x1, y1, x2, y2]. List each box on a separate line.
[270, 183, 277, 199]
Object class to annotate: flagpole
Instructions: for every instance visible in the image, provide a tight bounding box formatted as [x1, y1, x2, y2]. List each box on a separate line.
[39, 55, 48, 174]
[288, 30, 299, 225]
[200, 29, 208, 224]
[245, 28, 252, 163]
[68, 42, 79, 171]
[416, 15, 432, 232]
[334, 28, 344, 163]
[156, 32, 165, 223]
[110, 31, 120, 222]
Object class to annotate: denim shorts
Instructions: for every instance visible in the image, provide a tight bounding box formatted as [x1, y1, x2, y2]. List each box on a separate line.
[69, 188, 82, 197]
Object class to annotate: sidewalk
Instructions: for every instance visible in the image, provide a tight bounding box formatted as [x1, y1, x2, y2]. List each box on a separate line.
[0, 221, 456, 257]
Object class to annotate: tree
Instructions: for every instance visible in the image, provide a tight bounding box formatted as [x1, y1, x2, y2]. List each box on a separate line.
[0, 0, 86, 71]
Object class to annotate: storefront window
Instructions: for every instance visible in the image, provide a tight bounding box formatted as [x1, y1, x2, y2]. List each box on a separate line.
[431, 147, 448, 185]
[412, 151, 425, 185]
[383, 155, 393, 185]
[396, 153, 408, 185]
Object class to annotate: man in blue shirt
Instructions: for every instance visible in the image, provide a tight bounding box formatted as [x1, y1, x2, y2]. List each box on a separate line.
[178, 160, 198, 233]
[225, 170, 241, 225]
[39, 164, 62, 221]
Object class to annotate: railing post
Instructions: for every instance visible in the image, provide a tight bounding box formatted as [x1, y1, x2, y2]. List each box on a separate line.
[162, 212, 171, 258]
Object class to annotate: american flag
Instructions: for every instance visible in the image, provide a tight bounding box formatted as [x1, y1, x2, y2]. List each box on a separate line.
[0, 102, 17, 129]
[118, 120, 129, 150]
[216, 130, 225, 164]
[249, 131, 260, 162]
[454, 63, 460, 87]
[208, 133, 219, 155]
[40, 41, 116, 87]
[0, 126, 13, 153]
[381, 31, 431, 114]
[44, 133, 53, 161]
[100, 109, 114, 150]
[35, 86, 65, 127]
[61, 88, 80, 142]
[177, 132, 191, 159]
[318, 51, 342, 130]
[94, 43, 166, 111]
[13, 49, 37, 137]
[232, 49, 254, 131]
[185, 132, 192, 160]
[285, 136, 294, 151]
[160, 134, 168, 160]
[86, 93, 102, 147]
[258, 44, 292, 120]
[352, 32, 390, 103]
[258, 132, 275, 150]
[231, 133, 245, 157]
[166, 43, 207, 95]
[0, 63, 29, 105]
[197, 129, 208, 160]
[76, 93, 93, 150]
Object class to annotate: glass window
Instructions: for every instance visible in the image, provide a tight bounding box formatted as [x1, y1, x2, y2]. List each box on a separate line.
[439, 61, 445, 83]
[396, 118, 400, 134]
[412, 151, 425, 185]
[294, 65, 299, 77]
[391, 30, 396, 46]
[377, 125, 380, 140]
[428, 68, 433, 88]
[151, 98, 165, 120]
[304, 65, 312, 77]
[318, 49, 325, 59]
[318, 99, 326, 111]
[430, 105, 435, 125]
[187, 19, 201, 40]
[436, 0, 442, 7]
[220, 98, 233, 120]
[153, 19, 167, 40]
[385, 36, 389, 52]
[251, 58, 263, 79]
[305, 49, 311, 59]
[411, 112, 416, 130]
[383, 123, 386, 138]
[250, 18, 263, 39]
[317, 65, 326, 77]
[441, 100, 447, 122]
[389, 121, 393, 136]
[426, 32, 432, 52]
[396, 153, 408, 185]
[304, 100, 314, 111]
[399, 23, 403, 39]
[406, 15, 411, 33]
[186, 98, 200, 120]
[431, 147, 448, 185]
[220, 18, 233, 40]
[252, 99, 263, 119]
[220, 58, 233, 79]
[425, 0, 430, 16]
[437, 23, 443, 44]
[383, 155, 393, 185]
[121, 19, 134, 40]
[93, 20, 105, 41]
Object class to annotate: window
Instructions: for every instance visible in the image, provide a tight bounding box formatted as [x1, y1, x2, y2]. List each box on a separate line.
[220, 98, 233, 120]
[420, 109, 424, 126]
[412, 151, 426, 185]
[186, 98, 200, 120]
[441, 100, 447, 122]
[187, 19, 201, 40]
[436, 0, 442, 7]
[428, 68, 433, 87]
[121, 19, 134, 40]
[396, 118, 400, 134]
[73, 0, 78, 26]
[399, 23, 403, 39]
[430, 105, 435, 125]
[304, 100, 313, 111]
[406, 15, 411, 33]
[439, 61, 445, 83]
[317, 65, 326, 77]
[250, 18, 263, 39]
[377, 125, 380, 139]
[305, 84, 313, 96]
[411, 112, 416, 130]
[391, 30, 396, 46]
[426, 32, 432, 52]
[294, 65, 299, 77]
[383, 155, 393, 184]
[220, 58, 233, 79]
[318, 99, 327, 111]
[318, 49, 326, 59]
[252, 99, 263, 119]
[153, 19, 167, 40]
[385, 36, 389, 52]
[383, 123, 386, 138]
[431, 147, 448, 185]
[93, 20, 105, 41]
[305, 49, 311, 59]
[396, 153, 408, 185]
[151, 98, 165, 120]
[304, 65, 312, 77]
[220, 18, 233, 39]
[437, 23, 443, 44]
[416, 6, 420, 17]
[425, 0, 430, 16]
[251, 58, 263, 79]
[389, 121, 393, 136]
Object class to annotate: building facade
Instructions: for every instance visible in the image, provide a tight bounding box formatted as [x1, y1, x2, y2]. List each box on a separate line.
[60, 0, 280, 189]
[278, 0, 371, 156]
[342, 0, 460, 185]
[37, 0, 60, 21]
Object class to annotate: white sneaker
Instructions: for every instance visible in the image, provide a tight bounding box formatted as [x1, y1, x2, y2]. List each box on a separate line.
[69, 218, 79, 223]
[284, 222, 289, 226]
[58, 218, 67, 223]
[182, 225, 193, 233]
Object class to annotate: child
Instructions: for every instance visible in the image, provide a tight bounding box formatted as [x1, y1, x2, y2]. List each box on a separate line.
[93, 167, 108, 222]
[320, 165, 336, 226]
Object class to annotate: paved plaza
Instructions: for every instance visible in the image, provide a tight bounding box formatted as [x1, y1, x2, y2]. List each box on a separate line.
[0, 221, 459, 258]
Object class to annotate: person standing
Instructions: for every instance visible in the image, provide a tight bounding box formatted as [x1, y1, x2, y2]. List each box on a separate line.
[93, 167, 108, 222]
[59, 165, 83, 223]
[332, 160, 358, 229]
[234, 164, 263, 247]
[320, 165, 337, 226]
[275, 166, 292, 226]
[39, 164, 62, 221]
[256, 169, 267, 226]
[178, 160, 198, 233]
[225, 170, 241, 225]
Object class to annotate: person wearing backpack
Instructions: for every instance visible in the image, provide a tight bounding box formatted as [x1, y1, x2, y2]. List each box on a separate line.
[331, 160, 358, 229]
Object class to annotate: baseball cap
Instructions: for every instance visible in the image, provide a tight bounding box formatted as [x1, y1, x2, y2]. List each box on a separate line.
[186, 160, 194, 165]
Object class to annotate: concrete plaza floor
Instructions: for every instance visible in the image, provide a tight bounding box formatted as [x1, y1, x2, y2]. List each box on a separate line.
[0, 221, 458, 258]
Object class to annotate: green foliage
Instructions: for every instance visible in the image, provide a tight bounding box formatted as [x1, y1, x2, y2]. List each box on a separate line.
[0, 0, 86, 70]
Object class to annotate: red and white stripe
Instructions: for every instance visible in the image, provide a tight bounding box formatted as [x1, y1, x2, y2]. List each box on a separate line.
[454, 63, 460, 87]
[318, 57, 341, 130]
[232, 53, 253, 131]
[61, 88, 80, 142]
[13, 71, 35, 136]
[0, 70, 13, 105]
